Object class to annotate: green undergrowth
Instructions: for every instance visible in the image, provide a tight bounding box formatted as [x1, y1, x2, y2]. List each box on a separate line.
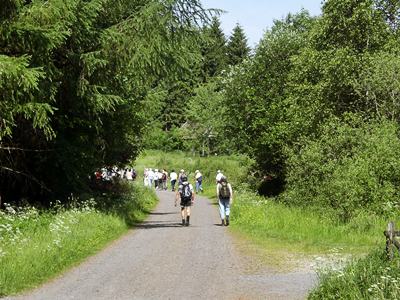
[0, 183, 157, 296]
[230, 190, 388, 256]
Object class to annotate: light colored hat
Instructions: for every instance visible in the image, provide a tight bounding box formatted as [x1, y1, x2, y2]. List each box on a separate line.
[180, 169, 184, 173]
[155, 169, 158, 172]
[195, 170, 199, 173]
[217, 170, 221, 173]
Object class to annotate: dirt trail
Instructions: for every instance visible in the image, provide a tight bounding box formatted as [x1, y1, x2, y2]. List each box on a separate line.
[7, 191, 316, 300]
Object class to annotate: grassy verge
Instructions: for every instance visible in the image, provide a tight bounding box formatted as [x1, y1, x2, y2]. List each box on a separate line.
[309, 249, 400, 299]
[0, 183, 157, 296]
[230, 190, 390, 257]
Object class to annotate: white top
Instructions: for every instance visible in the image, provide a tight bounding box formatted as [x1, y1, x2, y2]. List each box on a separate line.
[126, 171, 133, 180]
[178, 183, 194, 193]
[147, 170, 155, 179]
[195, 172, 202, 179]
[170, 172, 178, 181]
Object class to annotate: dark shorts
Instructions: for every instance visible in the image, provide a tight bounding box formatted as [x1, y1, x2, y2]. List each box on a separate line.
[180, 198, 192, 207]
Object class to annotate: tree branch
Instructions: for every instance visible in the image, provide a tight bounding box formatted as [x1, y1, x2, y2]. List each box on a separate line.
[0, 166, 52, 192]
[0, 146, 53, 152]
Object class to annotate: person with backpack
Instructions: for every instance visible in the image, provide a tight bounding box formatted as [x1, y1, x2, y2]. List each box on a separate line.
[175, 175, 194, 226]
[217, 176, 233, 226]
[194, 170, 203, 193]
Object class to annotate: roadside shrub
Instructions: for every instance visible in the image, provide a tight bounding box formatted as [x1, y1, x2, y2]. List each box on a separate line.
[283, 115, 400, 221]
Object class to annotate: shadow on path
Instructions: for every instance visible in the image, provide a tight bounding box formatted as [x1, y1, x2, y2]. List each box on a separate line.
[149, 212, 177, 216]
[135, 222, 183, 229]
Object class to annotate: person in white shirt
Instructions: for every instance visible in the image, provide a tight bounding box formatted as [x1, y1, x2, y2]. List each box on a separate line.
[157, 169, 163, 190]
[170, 170, 178, 191]
[216, 176, 233, 226]
[194, 170, 203, 193]
[126, 169, 133, 180]
[143, 168, 149, 186]
[147, 168, 155, 188]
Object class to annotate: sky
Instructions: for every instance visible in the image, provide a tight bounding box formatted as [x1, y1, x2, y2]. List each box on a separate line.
[201, 0, 323, 47]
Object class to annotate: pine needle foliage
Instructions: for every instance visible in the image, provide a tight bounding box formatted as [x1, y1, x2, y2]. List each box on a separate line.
[0, 0, 210, 204]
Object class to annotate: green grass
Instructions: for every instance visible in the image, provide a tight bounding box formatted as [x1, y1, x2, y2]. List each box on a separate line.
[0, 183, 158, 296]
[231, 191, 388, 256]
[309, 249, 400, 299]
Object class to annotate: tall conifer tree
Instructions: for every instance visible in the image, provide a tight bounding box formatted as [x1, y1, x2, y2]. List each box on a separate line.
[227, 23, 251, 65]
[201, 16, 227, 79]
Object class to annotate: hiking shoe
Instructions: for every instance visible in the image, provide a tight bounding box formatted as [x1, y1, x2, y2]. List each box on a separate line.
[226, 217, 230, 226]
[221, 220, 225, 226]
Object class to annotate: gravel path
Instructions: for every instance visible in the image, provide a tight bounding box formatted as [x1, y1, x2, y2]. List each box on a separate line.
[7, 191, 316, 300]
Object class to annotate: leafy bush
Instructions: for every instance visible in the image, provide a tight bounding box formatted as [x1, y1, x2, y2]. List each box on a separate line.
[283, 115, 400, 221]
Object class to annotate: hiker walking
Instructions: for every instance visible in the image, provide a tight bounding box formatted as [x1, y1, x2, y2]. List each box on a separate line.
[178, 169, 185, 185]
[194, 170, 203, 193]
[170, 169, 178, 191]
[161, 169, 168, 190]
[175, 175, 194, 226]
[217, 176, 233, 226]
[147, 168, 155, 188]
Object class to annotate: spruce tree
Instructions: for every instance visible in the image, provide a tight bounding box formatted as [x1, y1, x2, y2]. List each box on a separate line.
[201, 16, 227, 79]
[227, 23, 251, 66]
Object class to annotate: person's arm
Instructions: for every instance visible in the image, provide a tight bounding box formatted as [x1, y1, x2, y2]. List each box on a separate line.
[192, 186, 196, 204]
[175, 190, 179, 206]
[216, 184, 220, 198]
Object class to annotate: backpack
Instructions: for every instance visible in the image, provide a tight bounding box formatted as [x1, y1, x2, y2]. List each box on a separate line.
[219, 182, 230, 199]
[180, 182, 192, 200]
[162, 173, 167, 180]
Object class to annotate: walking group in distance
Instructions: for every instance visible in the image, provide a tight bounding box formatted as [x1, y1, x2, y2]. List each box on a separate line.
[143, 168, 233, 227]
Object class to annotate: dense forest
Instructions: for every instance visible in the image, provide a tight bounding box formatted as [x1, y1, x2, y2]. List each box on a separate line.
[2, 0, 400, 224]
